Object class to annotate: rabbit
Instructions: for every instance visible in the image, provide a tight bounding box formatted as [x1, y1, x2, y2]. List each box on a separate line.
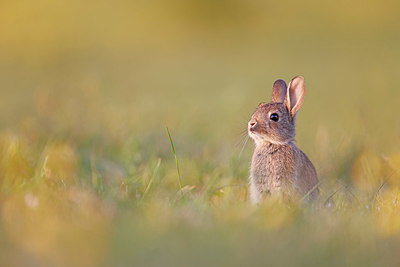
[248, 76, 319, 203]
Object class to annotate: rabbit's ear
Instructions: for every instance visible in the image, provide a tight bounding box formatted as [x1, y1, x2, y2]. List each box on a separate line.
[271, 79, 287, 103]
[285, 76, 305, 117]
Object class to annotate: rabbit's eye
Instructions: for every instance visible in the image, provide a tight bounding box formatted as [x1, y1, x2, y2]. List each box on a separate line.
[270, 113, 279, 122]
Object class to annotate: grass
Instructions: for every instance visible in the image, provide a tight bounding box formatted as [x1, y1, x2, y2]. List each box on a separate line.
[166, 127, 184, 198]
[1, 121, 399, 267]
[1, 0, 400, 266]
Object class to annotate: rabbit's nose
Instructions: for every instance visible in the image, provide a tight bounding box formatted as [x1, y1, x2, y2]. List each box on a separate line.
[249, 120, 257, 128]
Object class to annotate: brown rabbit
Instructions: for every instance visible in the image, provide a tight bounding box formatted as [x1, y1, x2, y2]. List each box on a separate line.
[248, 76, 318, 203]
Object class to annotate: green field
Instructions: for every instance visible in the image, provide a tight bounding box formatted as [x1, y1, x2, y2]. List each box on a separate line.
[1, 1, 400, 266]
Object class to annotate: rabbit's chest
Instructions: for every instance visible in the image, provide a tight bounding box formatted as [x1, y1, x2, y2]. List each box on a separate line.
[251, 151, 295, 193]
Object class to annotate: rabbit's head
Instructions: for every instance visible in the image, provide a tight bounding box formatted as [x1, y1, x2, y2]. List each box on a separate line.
[248, 76, 305, 145]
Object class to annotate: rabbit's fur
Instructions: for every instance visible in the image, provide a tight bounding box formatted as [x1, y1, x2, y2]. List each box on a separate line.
[248, 76, 318, 203]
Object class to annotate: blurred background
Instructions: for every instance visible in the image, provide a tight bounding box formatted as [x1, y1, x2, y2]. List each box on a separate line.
[1, 0, 400, 266]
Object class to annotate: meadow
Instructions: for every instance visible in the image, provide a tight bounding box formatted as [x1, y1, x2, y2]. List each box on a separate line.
[1, 0, 400, 266]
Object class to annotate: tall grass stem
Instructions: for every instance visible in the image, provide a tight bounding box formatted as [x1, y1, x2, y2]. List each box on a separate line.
[166, 127, 184, 197]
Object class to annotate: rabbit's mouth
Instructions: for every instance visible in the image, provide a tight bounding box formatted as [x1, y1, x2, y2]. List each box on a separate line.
[249, 127, 257, 133]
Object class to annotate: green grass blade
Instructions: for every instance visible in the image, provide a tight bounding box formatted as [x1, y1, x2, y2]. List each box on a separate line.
[166, 127, 183, 197]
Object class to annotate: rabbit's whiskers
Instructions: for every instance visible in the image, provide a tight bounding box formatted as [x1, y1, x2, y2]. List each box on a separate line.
[239, 134, 249, 159]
